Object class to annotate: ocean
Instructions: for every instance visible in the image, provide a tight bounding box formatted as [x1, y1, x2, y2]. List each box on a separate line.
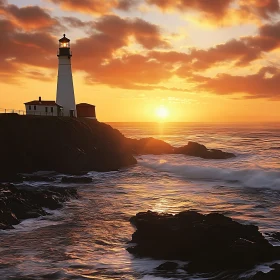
[1, 122, 280, 279]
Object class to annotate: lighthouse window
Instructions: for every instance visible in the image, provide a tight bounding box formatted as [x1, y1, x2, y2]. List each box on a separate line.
[34, 105, 36, 110]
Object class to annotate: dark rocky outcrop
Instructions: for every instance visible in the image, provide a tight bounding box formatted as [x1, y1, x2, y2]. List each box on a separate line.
[125, 138, 235, 159]
[0, 114, 235, 182]
[125, 137, 174, 155]
[0, 183, 78, 229]
[0, 114, 136, 180]
[174, 141, 235, 159]
[23, 175, 56, 182]
[155, 262, 178, 271]
[247, 264, 280, 279]
[127, 210, 280, 273]
[268, 232, 280, 242]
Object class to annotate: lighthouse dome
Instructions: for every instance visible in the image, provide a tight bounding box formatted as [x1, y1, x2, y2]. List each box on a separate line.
[59, 34, 70, 43]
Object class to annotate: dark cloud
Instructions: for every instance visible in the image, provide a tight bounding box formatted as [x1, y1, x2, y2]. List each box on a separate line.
[117, 0, 138, 11]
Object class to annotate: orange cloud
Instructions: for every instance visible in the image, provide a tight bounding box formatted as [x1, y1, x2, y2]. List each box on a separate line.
[48, 0, 137, 14]
[93, 15, 169, 49]
[0, 2, 59, 30]
[84, 54, 173, 88]
[147, 0, 280, 24]
[0, 18, 57, 82]
[194, 66, 280, 99]
[147, 0, 233, 19]
[1, 1, 280, 101]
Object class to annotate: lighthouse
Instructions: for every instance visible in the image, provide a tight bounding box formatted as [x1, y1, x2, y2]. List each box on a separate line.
[56, 34, 76, 117]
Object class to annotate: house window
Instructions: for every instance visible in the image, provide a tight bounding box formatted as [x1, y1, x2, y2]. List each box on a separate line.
[29, 105, 31, 110]
[34, 105, 36, 110]
[51, 107, 53, 113]
[45, 107, 48, 113]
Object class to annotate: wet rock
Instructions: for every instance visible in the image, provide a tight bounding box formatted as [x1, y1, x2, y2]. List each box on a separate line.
[0, 184, 78, 230]
[125, 137, 174, 155]
[268, 232, 280, 242]
[174, 141, 236, 159]
[61, 176, 92, 184]
[127, 210, 279, 273]
[0, 173, 23, 183]
[156, 262, 178, 271]
[251, 264, 280, 279]
[23, 175, 56, 182]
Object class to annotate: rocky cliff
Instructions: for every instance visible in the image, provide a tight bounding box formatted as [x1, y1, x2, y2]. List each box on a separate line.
[0, 114, 235, 181]
[0, 114, 136, 180]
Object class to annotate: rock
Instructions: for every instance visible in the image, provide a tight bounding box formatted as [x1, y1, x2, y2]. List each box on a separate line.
[0, 115, 236, 181]
[0, 184, 78, 230]
[156, 262, 178, 271]
[0, 223, 14, 230]
[251, 264, 280, 279]
[127, 210, 279, 273]
[268, 232, 280, 242]
[0, 114, 137, 179]
[174, 141, 236, 159]
[23, 175, 55, 182]
[61, 176, 93, 183]
[0, 173, 23, 183]
[125, 137, 174, 155]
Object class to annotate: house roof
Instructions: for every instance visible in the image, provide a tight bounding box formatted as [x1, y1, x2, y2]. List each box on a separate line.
[24, 100, 62, 107]
[76, 103, 95, 107]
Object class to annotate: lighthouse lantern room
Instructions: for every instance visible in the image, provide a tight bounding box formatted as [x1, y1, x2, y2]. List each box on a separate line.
[56, 34, 76, 117]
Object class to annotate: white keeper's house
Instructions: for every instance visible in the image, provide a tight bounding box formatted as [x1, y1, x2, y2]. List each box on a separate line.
[25, 34, 96, 120]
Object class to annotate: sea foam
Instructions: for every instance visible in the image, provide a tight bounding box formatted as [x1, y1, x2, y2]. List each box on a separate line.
[138, 156, 280, 190]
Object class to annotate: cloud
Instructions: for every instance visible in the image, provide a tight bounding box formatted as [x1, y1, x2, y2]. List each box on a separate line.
[174, 21, 280, 73]
[48, 0, 138, 14]
[84, 54, 173, 88]
[239, 0, 280, 20]
[0, 2, 59, 30]
[194, 66, 280, 99]
[147, 0, 233, 19]
[0, 18, 57, 82]
[93, 15, 169, 49]
[146, 0, 280, 24]
[1, 1, 280, 101]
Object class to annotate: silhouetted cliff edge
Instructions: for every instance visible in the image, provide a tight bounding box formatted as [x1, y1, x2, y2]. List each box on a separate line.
[0, 114, 235, 182]
[0, 114, 136, 180]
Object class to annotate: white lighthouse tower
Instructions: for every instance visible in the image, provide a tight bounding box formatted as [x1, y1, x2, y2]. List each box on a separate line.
[56, 34, 76, 117]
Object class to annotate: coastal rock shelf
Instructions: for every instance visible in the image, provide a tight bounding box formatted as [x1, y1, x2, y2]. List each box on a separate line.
[0, 114, 137, 180]
[0, 114, 235, 182]
[0, 184, 78, 230]
[127, 210, 280, 274]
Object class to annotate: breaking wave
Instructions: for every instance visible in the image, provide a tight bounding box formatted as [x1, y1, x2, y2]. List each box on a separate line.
[139, 157, 280, 190]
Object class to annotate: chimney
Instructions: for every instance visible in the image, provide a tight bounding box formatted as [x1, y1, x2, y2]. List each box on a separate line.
[39, 96, 41, 102]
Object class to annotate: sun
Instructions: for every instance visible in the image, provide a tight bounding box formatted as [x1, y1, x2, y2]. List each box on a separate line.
[155, 106, 169, 120]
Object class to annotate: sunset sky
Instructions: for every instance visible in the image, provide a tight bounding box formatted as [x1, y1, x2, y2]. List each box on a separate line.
[1, 0, 280, 122]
